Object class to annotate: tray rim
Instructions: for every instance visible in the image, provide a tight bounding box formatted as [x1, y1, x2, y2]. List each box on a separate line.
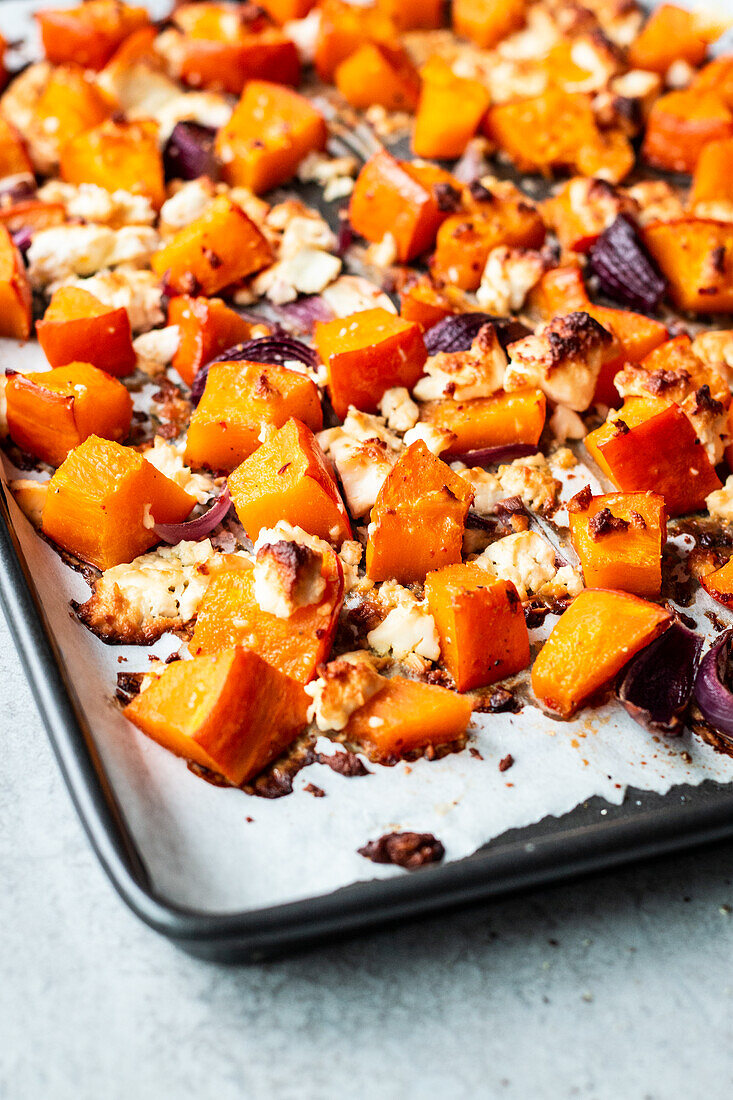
[5, 481, 733, 960]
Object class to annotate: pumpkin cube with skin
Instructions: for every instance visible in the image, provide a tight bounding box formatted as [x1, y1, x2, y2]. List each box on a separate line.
[37, 287, 136, 376]
[168, 295, 260, 387]
[60, 118, 165, 209]
[344, 676, 473, 762]
[42, 436, 195, 570]
[585, 400, 721, 517]
[315, 308, 427, 420]
[151, 196, 273, 296]
[336, 42, 421, 113]
[366, 440, 474, 583]
[228, 418, 351, 546]
[642, 91, 733, 174]
[34, 64, 111, 152]
[643, 219, 733, 314]
[0, 226, 32, 340]
[412, 57, 490, 159]
[569, 491, 667, 598]
[425, 564, 529, 692]
[190, 548, 344, 682]
[124, 647, 309, 786]
[0, 116, 33, 179]
[217, 81, 327, 194]
[36, 0, 150, 69]
[6, 362, 133, 468]
[349, 150, 450, 263]
[531, 589, 672, 718]
[185, 360, 323, 472]
[420, 388, 546, 456]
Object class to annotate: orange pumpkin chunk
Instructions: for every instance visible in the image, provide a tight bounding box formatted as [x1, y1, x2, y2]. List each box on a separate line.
[314, 0, 395, 82]
[315, 307, 427, 420]
[124, 647, 309, 786]
[259, 0, 315, 24]
[42, 436, 195, 569]
[691, 137, 733, 207]
[151, 196, 273, 295]
[6, 363, 133, 468]
[168, 295, 258, 387]
[701, 557, 733, 608]
[485, 89, 602, 176]
[452, 0, 526, 47]
[569, 491, 667, 599]
[217, 80, 327, 194]
[228, 418, 351, 545]
[420, 388, 546, 455]
[34, 64, 111, 151]
[37, 287, 135, 376]
[585, 401, 720, 517]
[425, 564, 529, 691]
[531, 589, 672, 717]
[190, 551, 344, 682]
[36, 0, 150, 69]
[377, 0, 445, 31]
[60, 118, 165, 208]
[366, 440, 474, 583]
[0, 116, 33, 178]
[0, 226, 32, 340]
[349, 150, 449, 263]
[344, 676, 473, 762]
[185, 360, 323, 472]
[642, 219, 733, 314]
[336, 42, 420, 113]
[642, 90, 733, 174]
[628, 3, 717, 74]
[412, 57, 489, 158]
[399, 275, 467, 331]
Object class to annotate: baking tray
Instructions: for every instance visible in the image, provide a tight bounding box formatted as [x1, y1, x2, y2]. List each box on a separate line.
[5, 477, 733, 962]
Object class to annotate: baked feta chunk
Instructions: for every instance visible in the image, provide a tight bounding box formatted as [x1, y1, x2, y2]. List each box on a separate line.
[253, 539, 326, 619]
[477, 246, 545, 315]
[505, 312, 612, 411]
[318, 409, 403, 518]
[159, 179, 215, 231]
[304, 651, 384, 732]
[413, 323, 507, 402]
[56, 268, 165, 333]
[477, 530, 558, 600]
[707, 476, 733, 523]
[378, 387, 420, 433]
[367, 591, 440, 663]
[37, 181, 156, 227]
[133, 326, 180, 368]
[27, 225, 159, 288]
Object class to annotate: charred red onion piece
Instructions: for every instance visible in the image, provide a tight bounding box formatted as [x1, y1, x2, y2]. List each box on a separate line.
[589, 214, 666, 312]
[617, 620, 702, 736]
[191, 335, 318, 404]
[0, 174, 36, 204]
[163, 121, 220, 182]
[424, 313, 531, 353]
[153, 487, 231, 544]
[459, 443, 539, 466]
[694, 629, 733, 745]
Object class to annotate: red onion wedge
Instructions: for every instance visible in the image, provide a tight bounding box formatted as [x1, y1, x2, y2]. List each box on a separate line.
[191, 335, 318, 404]
[0, 173, 36, 204]
[618, 620, 702, 736]
[274, 295, 335, 333]
[459, 443, 539, 467]
[163, 121, 220, 182]
[153, 487, 231, 545]
[589, 214, 666, 313]
[424, 313, 531, 354]
[694, 629, 733, 745]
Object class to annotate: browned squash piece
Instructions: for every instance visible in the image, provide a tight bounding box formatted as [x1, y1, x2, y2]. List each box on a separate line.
[168, 295, 260, 387]
[420, 388, 546, 455]
[690, 138, 733, 208]
[336, 42, 420, 113]
[60, 117, 164, 208]
[452, 0, 525, 47]
[36, 0, 150, 69]
[484, 89, 602, 177]
[124, 647, 309, 786]
[228, 418, 351, 545]
[412, 56, 489, 158]
[344, 676, 473, 762]
[0, 116, 33, 178]
[643, 218, 733, 313]
[642, 90, 733, 174]
[569, 491, 667, 598]
[425, 564, 529, 692]
[628, 3, 720, 74]
[366, 440, 474, 583]
[37, 287, 135, 376]
[34, 64, 111, 151]
[314, 0, 395, 82]
[701, 557, 733, 608]
[531, 589, 672, 717]
[0, 225, 32, 339]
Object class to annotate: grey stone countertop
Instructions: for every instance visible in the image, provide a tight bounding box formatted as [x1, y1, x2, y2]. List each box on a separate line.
[2, 613, 733, 1100]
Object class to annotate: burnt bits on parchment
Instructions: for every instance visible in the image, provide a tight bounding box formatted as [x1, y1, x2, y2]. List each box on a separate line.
[358, 832, 445, 870]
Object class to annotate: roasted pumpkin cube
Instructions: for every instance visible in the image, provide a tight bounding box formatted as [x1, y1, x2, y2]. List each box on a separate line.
[628, 3, 718, 74]
[569, 491, 667, 598]
[258, 0, 315, 25]
[642, 90, 733, 174]
[34, 64, 111, 151]
[315, 308, 426, 420]
[217, 80, 327, 194]
[314, 0, 395, 82]
[185, 360, 323, 472]
[691, 138, 733, 208]
[36, 0, 150, 69]
[151, 196, 273, 295]
[336, 42, 420, 113]
[420, 388, 546, 455]
[60, 118, 165, 209]
[37, 287, 135, 376]
[6, 362, 133, 468]
[124, 647, 309, 786]
[701, 557, 733, 608]
[485, 89, 602, 176]
[0, 116, 33, 178]
[643, 218, 733, 314]
[452, 0, 525, 47]
[531, 589, 672, 718]
[168, 295, 259, 387]
[399, 275, 467, 331]
[190, 549, 344, 682]
[377, 0, 445, 30]
[228, 418, 351, 545]
[412, 57, 489, 158]
[0, 200, 66, 237]
[344, 676, 473, 762]
[349, 150, 450, 263]
[585, 401, 721, 517]
[425, 564, 529, 691]
[0, 226, 32, 340]
[42, 436, 195, 569]
[366, 440, 474, 583]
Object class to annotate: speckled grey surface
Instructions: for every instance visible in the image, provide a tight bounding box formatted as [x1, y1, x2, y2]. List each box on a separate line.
[2, 609, 733, 1100]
